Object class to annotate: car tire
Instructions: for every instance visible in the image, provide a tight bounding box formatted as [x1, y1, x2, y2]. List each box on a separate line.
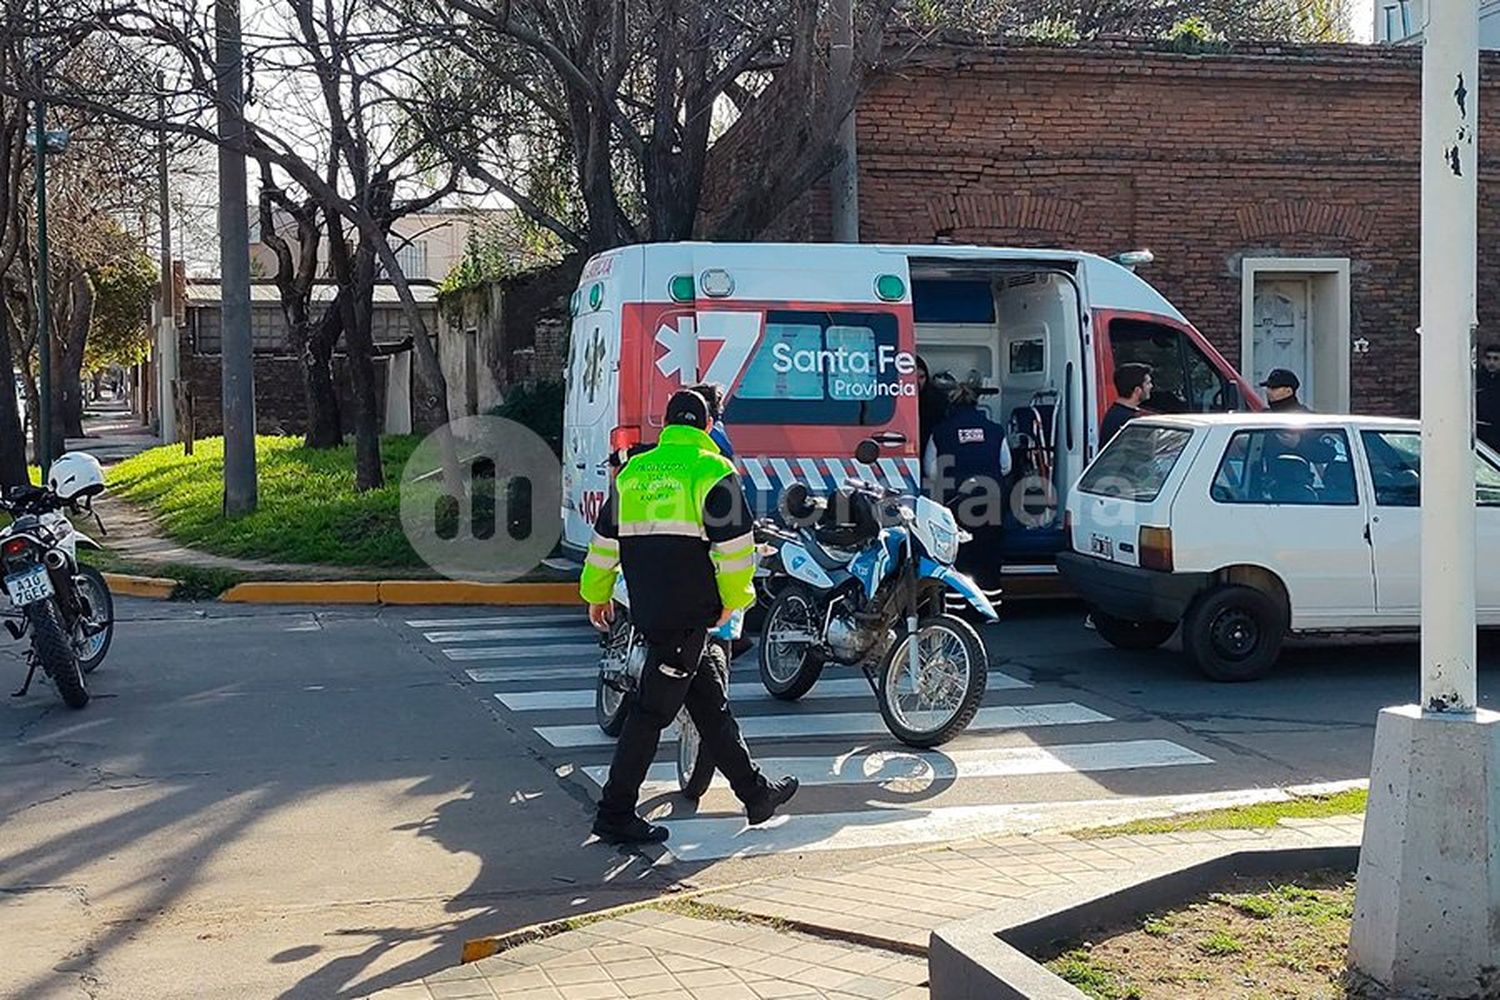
[1183, 585, 1286, 682]
[1090, 610, 1177, 651]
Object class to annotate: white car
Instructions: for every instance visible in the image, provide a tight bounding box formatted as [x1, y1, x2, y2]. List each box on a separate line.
[1057, 413, 1500, 681]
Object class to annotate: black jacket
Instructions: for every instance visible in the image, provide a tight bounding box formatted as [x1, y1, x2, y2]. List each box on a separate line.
[1099, 402, 1141, 448]
[1478, 370, 1500, 444]
[1267, 395, 1310, 413]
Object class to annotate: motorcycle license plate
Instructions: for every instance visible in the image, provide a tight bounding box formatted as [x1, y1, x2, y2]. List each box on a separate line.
[4, 565, 54, 606]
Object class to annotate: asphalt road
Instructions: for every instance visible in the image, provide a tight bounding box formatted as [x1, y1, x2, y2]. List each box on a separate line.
[3, 596, 1495, 1000]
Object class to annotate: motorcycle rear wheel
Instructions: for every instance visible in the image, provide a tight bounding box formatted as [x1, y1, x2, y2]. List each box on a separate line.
[29, 598, 88, 709]
[595, 612, 634, 736]
[876, 613, 986, 748]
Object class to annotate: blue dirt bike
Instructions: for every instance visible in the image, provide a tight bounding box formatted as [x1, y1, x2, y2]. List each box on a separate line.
[754, 440, 999, 748]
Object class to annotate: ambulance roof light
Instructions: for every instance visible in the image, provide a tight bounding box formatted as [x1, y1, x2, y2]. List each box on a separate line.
[700, 269, 734, 298]
[1112, 250, 1155, 270]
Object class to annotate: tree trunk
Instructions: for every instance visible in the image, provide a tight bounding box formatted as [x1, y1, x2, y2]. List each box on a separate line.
[327, 212, 382, 491]
[301, 300, 343, 449]
[58, 269, 92, 440]
[0, 303, 27, 487]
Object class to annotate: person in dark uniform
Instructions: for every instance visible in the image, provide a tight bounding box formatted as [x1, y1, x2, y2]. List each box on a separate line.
[1100, 363, 1153, 447]
[1477, 345, 1500, 453]
[1261, 369, 1310, 412]
[925, 376, 1011, 590]
[916, 356, 949, 466]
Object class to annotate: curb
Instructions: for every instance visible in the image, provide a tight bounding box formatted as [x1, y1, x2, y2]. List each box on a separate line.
[219, 580, 582, 606]
[102, 573, 178, 599]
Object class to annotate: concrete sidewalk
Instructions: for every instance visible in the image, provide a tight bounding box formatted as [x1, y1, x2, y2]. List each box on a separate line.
[366, 815, 1365, 1000]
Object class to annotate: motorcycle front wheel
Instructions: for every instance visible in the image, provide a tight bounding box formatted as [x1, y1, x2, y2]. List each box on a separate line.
[594, 611, 635, 737]
[677, 642, 727, 800]
[29, 598, 88, 709]
[758, 583, 823, 701]
[876, 613, 986, 748]
[73, 565, 114, 674]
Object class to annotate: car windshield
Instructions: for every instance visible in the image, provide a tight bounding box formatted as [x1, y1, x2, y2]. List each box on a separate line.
[1079, 424, 1195, 502]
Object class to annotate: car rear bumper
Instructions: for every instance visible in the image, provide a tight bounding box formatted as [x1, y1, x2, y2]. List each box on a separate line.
[1056, 551, 1209, 623]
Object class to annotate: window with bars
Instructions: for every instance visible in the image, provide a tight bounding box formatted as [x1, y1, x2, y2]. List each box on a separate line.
[192, 306, 290, 354]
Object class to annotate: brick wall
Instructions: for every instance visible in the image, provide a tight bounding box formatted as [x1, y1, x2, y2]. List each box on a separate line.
[178, 334, 388, 438]
[438, 258, 580, 401]
[703, 38, 1500, 415]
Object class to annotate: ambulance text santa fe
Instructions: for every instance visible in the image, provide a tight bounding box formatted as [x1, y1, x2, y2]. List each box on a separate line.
[770, 343, 917, 399]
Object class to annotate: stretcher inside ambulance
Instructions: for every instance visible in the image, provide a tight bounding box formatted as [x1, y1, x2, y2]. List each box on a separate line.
[561, 242, 1258, 583]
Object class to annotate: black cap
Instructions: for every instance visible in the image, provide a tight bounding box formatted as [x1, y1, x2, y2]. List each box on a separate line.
[665, 389, 709, 428]
[1260, 368, 1300, 390]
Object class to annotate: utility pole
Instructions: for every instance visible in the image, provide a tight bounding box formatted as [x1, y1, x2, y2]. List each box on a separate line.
[216, 0, 257, 516]
[156, 72, 178, 444]
[32, 0, 52, 470]
[829, 0, 859, 243]
[1349, 1, 1500, 993]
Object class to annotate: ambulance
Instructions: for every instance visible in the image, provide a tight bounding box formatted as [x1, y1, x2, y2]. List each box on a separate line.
[561, 242, 1259, 582]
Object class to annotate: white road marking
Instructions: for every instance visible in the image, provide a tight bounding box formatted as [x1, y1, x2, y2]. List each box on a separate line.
[492, 673, 1032, 710]
[444, 644, 602, 661]
[536, 702, 1110, 749]
[405, 614, 581, 629]
[655, 787, 1288, 862]
[582, 739, 1212, 795]
[423, 627, 593, 643]
[467, 663, 1029, 687]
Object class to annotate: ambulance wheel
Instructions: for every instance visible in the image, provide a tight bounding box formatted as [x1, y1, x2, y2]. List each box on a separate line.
[759, 583, 823, 701]
[1090, 610, 1177, 651]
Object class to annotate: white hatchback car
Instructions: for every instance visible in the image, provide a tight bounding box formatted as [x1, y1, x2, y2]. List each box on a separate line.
[1057, 413, 1500, 681]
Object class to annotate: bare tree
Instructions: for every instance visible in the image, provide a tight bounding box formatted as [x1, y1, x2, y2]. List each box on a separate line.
[402, 0, 899, 253]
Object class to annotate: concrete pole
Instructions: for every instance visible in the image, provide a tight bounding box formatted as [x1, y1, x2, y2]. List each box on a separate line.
[1419, 0, 1480, 713]
[156, 72, 178, 444]
[829, 0, 859, 243]
[31, 0, 52, 471]
[216, 0, 256, 515]
[1349, 5, 1500, 993]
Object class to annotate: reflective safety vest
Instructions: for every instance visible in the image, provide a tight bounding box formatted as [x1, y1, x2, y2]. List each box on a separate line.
[579, 424, 756, 630]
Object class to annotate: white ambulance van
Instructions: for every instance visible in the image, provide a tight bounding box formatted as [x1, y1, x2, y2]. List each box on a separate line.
[561, 242, 1259, 581]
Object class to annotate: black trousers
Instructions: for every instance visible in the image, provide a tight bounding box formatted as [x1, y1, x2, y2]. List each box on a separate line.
[598, 627, 766, 819]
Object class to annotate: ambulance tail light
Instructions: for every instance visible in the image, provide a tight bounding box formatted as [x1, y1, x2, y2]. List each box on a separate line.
[1139, 526, 1174, 572]
[610, 426, 641, 452]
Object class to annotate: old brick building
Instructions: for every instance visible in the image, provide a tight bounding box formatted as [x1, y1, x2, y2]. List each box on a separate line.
[702, 37, 1500, 416]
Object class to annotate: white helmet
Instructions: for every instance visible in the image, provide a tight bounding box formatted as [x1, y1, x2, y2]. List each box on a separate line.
[48, 452, 106, 502]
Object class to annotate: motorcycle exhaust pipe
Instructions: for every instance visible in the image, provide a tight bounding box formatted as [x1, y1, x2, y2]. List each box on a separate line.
[43, 549, 66, 570]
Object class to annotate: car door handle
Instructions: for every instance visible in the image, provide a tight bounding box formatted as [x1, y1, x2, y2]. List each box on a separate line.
[872, 432, 906, 447]
[1364, 523, 1372, 543]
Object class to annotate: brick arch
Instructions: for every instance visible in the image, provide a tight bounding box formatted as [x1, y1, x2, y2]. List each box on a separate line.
[925, 194, 1085, 243]
[1234, 200, 1377, 242]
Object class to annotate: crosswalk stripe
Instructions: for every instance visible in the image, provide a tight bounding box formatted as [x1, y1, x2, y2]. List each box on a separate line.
[536, 702, 1109, 749]
[405, 614, 580, 629]
[582, 739, 1212, 795]
[423, 627, 593, 643]
[491, 673, 1032, 710]
[467, 664, 1031, 688]
[445, 644, 602, 661]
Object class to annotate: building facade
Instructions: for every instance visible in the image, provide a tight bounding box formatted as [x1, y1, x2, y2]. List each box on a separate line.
[1374, 0, 1500, 48]
[704, 38, 1500, 416]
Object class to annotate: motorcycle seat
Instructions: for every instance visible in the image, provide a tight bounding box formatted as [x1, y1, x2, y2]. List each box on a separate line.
[799, 533, 858, 571]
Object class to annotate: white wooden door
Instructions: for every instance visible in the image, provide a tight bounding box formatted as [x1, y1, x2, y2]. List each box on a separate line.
[1252, 280, 1311, 392]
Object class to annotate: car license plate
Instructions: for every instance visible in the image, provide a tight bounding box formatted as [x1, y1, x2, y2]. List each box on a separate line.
[4, 565, 54, 606]
[1090, 534, 1114, 560]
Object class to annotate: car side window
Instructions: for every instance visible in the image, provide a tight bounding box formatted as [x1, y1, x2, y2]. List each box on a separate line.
[1362, 430, 1500, 507]
[1211, 428, 1358, 506]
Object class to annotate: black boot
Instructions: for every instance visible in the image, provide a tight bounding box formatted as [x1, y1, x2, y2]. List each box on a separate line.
[745, 776, 799, 826]
[592, 813, 670, 845]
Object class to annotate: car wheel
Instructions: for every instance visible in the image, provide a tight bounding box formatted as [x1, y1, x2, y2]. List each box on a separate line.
[1183, 585, 1286, 682]
[1090, 610, 1177, 651]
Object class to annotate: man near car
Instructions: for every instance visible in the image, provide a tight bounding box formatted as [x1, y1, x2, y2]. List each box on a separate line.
[1100, 363, 1153, 447]
[1477, 345, 1500, 452]
[580, 389, 797, 845]
[1261, 369, 1309, 412]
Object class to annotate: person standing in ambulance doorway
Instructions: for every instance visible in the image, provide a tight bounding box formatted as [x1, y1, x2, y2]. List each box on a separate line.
[925, 375, 1012, 592]
[580, 389, 799, 845]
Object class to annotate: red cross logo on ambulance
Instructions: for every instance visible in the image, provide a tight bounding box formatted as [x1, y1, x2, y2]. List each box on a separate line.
[653, 310, 763, 389]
